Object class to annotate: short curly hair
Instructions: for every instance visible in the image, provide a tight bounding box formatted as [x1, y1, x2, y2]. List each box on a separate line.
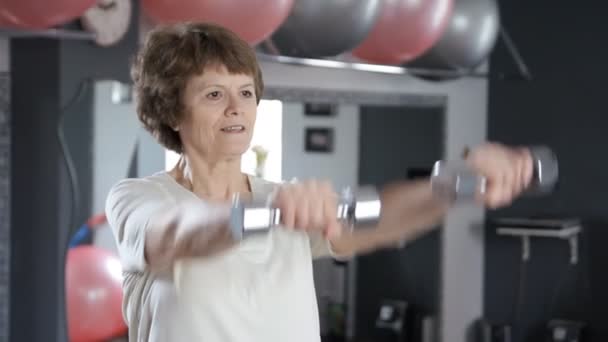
[131, 22, 264, 153]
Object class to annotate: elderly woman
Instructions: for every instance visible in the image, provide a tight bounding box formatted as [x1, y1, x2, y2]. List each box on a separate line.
[106, 22, 533, 342]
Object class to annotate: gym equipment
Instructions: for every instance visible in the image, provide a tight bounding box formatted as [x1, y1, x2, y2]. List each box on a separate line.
[375, 299, 409, 342]
[229, 146, 558, 240]
[65, 245, 126, 342]
[351, 0, 454, 65]
[264, 0, 382, 58]
[141, 0, 294, 45]
[546, 320, 585, 342]
[0, 0, 97, 29]
[229, 186, 382, 241]
[0, 10, 19, 27]
[408, 0, 501, 72]
[494, 218, 580, 264]
[68, 213, 107, 248]
[431, 145, 558, 202]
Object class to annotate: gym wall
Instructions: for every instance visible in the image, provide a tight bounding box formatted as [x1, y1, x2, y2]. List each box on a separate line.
[486, 1, 608, 341]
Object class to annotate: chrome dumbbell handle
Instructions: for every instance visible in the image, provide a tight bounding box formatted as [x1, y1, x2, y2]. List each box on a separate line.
[229, 186, 381, 241]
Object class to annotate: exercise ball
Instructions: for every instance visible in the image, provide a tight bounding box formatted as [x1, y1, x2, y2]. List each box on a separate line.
[352, 0, 454, 65]
[0, 10, 20, 27]
[1, 0, 97, 29]
[142, 0, 295, 45]
[409, 0, 500, 71]
[66, 246, 126, 342]
[0, 14, 11, 28]
[264, 0, 382, 58]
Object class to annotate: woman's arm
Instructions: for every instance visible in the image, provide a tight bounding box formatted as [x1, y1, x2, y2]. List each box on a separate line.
[327, 143, 534, 256]
[143, 201, 234, 271]
[105, 179, 234, 273]
[327, 180, 448, 257]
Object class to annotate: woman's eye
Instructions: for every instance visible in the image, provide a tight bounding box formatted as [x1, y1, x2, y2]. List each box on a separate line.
[242, 90, 253, 98]
[207, 91, 221, 99]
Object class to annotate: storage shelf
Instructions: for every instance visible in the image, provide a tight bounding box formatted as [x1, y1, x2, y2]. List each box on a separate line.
[494, 219, 582, 264]
[256, 52, 487, 78]
[0, 28, 95, 41]
[497, 226, 581, 239]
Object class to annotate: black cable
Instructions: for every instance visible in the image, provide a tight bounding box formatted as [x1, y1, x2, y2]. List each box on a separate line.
[576, 229, 592, 319]
[543, 230, 590, 322]
[499, 25, 533, 81]
[544, 263, 574, 320]
[58, 78, 92, 248]
[510, 258, 528, 339]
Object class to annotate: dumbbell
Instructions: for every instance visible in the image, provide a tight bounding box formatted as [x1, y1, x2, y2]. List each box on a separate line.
[431, 145, 558, 202]
[229, 145, 559, 241]
[229, 186, 382, 241]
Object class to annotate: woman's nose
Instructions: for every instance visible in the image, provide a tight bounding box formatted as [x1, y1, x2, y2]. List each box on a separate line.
[225, 94, 242, 116]
[225, 108, 239, 116]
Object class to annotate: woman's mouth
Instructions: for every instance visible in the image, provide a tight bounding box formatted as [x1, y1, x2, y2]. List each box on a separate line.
[221, 125, 245, 133]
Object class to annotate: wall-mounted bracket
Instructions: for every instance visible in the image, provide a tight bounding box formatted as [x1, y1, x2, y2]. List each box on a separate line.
[495, 219, 581, 264]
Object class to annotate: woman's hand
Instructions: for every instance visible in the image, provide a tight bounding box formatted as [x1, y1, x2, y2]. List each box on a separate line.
[465, 142, 534, 208]
[272, 180, 343, 239]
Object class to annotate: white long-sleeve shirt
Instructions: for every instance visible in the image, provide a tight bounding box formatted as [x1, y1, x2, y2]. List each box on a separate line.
[105, 172, 335, 342]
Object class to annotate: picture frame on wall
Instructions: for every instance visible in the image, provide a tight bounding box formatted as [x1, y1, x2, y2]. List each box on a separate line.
[304, 127, 334, 153]
[304, 102, 337, 117]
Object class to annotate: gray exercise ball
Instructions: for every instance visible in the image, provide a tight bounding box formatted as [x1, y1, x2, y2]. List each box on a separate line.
[263, 0, 382, 58]
[409, 0, 500, 71]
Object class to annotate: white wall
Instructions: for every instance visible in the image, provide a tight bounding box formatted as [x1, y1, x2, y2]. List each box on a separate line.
[282, 103, 359, 190]
[261, 60, 487, 342]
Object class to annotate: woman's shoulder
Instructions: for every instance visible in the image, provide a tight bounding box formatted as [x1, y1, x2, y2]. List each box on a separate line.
[108, 172, 176, 200]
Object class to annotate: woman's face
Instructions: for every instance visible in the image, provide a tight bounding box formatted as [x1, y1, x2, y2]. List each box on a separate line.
[179, 64, 257, 161]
